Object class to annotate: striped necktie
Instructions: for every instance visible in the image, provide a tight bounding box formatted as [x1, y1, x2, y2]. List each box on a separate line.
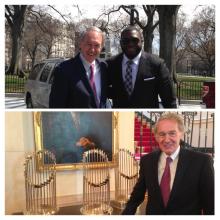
[124, 60, 133, 95]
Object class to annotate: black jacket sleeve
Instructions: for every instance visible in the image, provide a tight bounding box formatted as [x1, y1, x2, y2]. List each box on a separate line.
[122, 158, 147, 215]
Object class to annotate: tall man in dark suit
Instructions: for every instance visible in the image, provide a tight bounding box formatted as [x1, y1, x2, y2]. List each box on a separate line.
[107, 26, 177, 108]
[122, 112, 214, 215]
[49, 27, 108, 108]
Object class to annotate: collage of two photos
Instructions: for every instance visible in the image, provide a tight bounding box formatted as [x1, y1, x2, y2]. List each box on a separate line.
[5, 4, 215, 216]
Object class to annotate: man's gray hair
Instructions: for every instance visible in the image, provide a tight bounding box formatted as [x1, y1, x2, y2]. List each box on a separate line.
[154, 112, 185, 134]
[79, 26, 105, 46]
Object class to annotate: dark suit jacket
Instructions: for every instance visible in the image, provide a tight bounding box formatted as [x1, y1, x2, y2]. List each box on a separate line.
[122, 148, 214, 215]
[49, 54, 108, 108]
[107, 52, 177, 108]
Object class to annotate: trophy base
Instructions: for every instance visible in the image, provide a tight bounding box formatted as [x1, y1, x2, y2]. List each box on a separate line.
[80, 203, 113, 215]
[111, 195, 128, 210]
[25, 205, 58, 215]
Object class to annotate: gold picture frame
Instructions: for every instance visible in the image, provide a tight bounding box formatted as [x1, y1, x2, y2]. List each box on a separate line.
[33, 111, 118, 170]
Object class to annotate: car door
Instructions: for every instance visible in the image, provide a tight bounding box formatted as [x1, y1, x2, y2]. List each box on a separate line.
[35, 62, 56, 107]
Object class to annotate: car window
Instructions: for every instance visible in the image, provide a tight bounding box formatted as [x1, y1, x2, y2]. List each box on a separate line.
[48, 62, 62, 84]
[28, 63, 45, 80]
[39, 62, 55, 82]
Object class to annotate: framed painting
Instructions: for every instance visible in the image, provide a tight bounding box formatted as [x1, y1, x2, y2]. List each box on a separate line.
[33, 112, 118, 170]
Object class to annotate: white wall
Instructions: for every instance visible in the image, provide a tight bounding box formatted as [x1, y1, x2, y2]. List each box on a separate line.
[118, 111, 134, 153]
[5, 111, 134, 214]
[5, 112, 28, 214]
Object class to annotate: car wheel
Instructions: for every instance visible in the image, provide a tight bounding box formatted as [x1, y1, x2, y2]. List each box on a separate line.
[26, 96, 33, 108]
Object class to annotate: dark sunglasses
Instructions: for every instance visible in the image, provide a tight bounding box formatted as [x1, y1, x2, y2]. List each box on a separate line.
[121, 38, 140, 45]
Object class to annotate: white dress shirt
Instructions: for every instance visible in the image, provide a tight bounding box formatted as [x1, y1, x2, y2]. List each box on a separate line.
[80, 53, 101, 103]
[158, 146, 180, 190]
[122, 51, 142, 91]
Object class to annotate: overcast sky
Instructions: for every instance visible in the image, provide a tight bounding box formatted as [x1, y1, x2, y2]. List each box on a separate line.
[49, 4, 212, 55]
[50, 4, 212, 26]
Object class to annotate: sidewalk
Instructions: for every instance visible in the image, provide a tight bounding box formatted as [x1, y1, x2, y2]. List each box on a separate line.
[177, 99, 206, 109]
[5, 93, 24, 98]
[5, 93, 26, 109]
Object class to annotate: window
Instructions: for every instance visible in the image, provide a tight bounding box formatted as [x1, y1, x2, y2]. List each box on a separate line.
[39, 63, 55, 82]
[48, 62, 61, 84]
[28, 63, 45, 80]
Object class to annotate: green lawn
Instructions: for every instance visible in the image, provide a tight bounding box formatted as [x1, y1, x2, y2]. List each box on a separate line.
[5, 73, 215, 96]
[177, 74, 215, 82]
[176, 74, 215, 100]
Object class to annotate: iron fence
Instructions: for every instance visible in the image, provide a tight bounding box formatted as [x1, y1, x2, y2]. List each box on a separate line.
[135, 111, 215, 157]
[176, 80, 204, 105]
[5, 75, 27, 93]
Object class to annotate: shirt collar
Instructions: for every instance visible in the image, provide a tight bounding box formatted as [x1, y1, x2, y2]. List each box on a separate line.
[80, 53, 96, 71]
[123, 50, 142, 65]
[161, 146, 180, 161]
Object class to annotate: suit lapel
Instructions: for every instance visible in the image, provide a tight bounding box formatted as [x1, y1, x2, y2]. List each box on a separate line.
[151, 151, 165, 208]
[114, 54, 130, 98]
[97, 59, 107, 107]
[75, 54, 91, 89]
[151, 151, 160, 187]
[132, 54, 145, 92]
[76, 55, 98, 107]
[131, 52, 151, 98]
[168, 148, 190, 203]
[118, 54, 128, 94]
[99, 61, 104, 107]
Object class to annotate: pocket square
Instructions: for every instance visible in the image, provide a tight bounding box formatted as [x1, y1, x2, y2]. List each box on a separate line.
[144, 77, 155, 81]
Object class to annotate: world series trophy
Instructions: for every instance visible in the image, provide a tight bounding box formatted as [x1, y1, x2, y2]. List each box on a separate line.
[24, 150, 57, 215]
[80, 149, 113, 215]
[112, 149, 138, 210]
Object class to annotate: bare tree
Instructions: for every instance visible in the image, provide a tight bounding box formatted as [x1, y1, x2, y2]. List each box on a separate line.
[95, 5, 159, 53]
[185, 6, 215, 76]
[176, 11, 188, 67]
[5, 4, 77, 75]
[23, 14, 45, 68]
[95, 5, 180, 80]
[5, 5, 28, 76]
[39, 17, 62, 58]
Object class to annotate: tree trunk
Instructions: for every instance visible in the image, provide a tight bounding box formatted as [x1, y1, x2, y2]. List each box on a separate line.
[157, 5, 180, 83]
[31, 48, 37, 69]
[142, 5, 158, 54]
[5, 6, 27, 76]
[7, 30, 22, 75]
[143, 27, 154, 53]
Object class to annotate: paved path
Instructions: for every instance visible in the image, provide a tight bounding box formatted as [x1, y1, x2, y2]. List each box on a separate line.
[5, 94, 26, 109]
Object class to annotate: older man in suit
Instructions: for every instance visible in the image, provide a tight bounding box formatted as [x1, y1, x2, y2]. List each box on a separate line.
[107, 26, 177, 108]
[122, 112, 214, 215]
[49, 26, 108, 108]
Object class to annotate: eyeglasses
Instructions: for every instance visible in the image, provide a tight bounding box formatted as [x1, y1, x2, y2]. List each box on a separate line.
[157, 131, 177, 138]
[121, 38, 140, 45]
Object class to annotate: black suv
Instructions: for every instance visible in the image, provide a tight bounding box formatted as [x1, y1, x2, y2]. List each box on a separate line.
[24, 58, 64, 108]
